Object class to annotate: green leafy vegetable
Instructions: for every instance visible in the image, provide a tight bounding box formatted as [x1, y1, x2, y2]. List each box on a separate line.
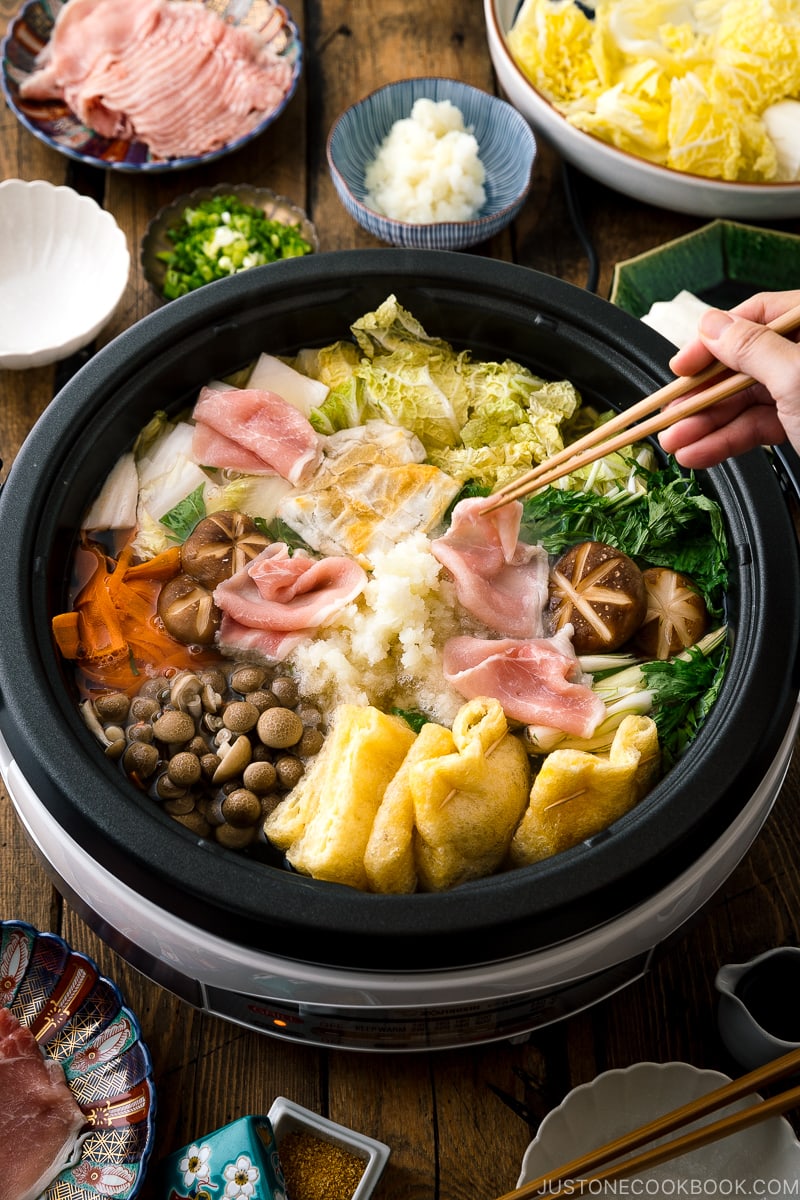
[392, 708, 430, 734]
[638, 638, 729, 768]
[519, 460, 728, 612]
[132, 421, 212, 560]
[255, 516, 317, 555]
[160, 484, 206, 542]
[158, 195, 314, 300]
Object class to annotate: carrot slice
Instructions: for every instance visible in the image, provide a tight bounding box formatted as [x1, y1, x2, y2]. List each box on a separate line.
[51, 612, 81, 659]
[52, 540, 215, 695]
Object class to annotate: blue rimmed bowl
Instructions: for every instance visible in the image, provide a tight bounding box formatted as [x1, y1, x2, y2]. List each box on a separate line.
[326, 76, 537, 249]
[1, 0, 301, 172]
[0, 919, 156, 1200]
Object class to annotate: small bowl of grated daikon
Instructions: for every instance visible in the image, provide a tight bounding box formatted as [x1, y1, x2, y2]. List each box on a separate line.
[326, 77, 537, 249]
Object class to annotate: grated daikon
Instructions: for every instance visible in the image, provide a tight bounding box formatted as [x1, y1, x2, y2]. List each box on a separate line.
[364, 98, 487, 223]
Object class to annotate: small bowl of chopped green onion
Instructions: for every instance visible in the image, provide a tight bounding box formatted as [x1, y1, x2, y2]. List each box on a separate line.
[141, 184, 319, 301]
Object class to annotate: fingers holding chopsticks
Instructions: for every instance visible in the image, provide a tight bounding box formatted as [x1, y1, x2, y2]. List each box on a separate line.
[659, 291, 800, 469]
[671, 290, 800, 377]
[657, 387, 786, 469]
[486, 293, 800, 511]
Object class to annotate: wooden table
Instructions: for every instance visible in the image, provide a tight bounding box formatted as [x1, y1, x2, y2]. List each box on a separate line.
[3, 0, 800, 1195]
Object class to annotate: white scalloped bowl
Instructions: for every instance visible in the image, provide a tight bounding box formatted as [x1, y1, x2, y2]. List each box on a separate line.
[519, 1062, 800, 1187]
[0, 179, 130, 370]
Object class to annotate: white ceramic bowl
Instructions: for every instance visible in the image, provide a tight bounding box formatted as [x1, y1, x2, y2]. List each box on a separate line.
[267, 1096, 390, 1200]
[327, 76, 537, 249]
[0, 179, 130, 370]
[518, 1062, 800, 1188]
[485, 0, 800, 220]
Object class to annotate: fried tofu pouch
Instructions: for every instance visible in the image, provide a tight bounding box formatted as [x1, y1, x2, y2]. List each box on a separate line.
[264, 704, 415, 888]
[363, 722, 453, 895]
[509, 714, 660, 866]
[365, 698, 531, 893]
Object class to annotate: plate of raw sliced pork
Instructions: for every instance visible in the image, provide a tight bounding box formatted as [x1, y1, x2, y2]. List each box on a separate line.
[0, 919, 156, 1200]
[1, 0, 302, 171]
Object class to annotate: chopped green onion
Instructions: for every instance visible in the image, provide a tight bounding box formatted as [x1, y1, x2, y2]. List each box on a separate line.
[158, 194, 314, 300]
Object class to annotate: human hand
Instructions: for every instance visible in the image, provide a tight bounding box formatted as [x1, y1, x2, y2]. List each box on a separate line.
[657, 290, 800, 469]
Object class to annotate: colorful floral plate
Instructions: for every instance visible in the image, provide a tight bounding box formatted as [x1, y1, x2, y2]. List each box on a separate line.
[0, 0, 302, 173]
[0, 919, 156, 1199]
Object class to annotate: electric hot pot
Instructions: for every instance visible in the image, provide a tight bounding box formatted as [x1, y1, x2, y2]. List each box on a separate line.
[0, 250, 798, 1051]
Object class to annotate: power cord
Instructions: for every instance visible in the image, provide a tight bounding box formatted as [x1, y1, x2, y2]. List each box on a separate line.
[561, 160, 600, 294]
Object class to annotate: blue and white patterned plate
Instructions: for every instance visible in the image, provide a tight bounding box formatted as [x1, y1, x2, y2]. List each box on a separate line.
[1, 0, 302, 173]
[0, 919, 156, 1199]
[326, 76, 537, 250]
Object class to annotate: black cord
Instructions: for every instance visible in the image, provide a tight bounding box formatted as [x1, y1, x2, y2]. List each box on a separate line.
[561, 160, 600, 294]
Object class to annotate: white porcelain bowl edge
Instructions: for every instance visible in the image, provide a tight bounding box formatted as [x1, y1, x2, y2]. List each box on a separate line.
[518, 1062, 800, 1187]
[0, 178, 130, 369]
[485, 0, 800, 220]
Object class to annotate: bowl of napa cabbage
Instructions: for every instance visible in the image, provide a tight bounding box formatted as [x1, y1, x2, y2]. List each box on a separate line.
[485, 0, 800, 219]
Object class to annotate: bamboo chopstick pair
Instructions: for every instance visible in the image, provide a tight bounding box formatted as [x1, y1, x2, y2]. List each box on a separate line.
[493, 1046, 800, 1200]
[486, 301, 800, 512]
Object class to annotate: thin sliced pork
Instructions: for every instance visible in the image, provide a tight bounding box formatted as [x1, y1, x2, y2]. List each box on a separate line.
[193, 386, 322, 485]
[19, 0, 162, 105]
[443, 635, 607, 737]
[214, 544, 368, 661]
[20, 0, 294, 160]
[192, 419, 278, 476]
[216, 615, 309, 662]
[431, 495, 550, 638]
[0, 1007, 86, 1200]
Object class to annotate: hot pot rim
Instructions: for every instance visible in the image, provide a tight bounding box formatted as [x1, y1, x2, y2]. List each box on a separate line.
[0, 249, 797, 972]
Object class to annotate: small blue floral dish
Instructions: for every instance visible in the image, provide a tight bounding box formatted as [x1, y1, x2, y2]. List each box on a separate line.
[326, 76, 537, 250]
[159, 1116, 286, 1200]
[157, 1103, 390, 1200]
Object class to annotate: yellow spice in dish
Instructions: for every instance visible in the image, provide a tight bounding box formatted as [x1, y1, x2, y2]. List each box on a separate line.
[278, 1130, 365, 1200]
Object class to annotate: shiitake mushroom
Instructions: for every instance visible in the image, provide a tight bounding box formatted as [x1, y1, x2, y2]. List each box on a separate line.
[180, 510, 269, 588]
[634, 567, 710, 659]
[547, 540, 647, 653]
[157, 573, 220, 644]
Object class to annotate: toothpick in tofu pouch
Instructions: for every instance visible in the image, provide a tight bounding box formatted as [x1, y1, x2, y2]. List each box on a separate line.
[509, 714, 660, 866]
[365, 697, 531, 893]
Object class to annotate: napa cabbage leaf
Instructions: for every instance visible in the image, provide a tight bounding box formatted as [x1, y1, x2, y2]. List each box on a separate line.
[307, 295, 582, 486]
